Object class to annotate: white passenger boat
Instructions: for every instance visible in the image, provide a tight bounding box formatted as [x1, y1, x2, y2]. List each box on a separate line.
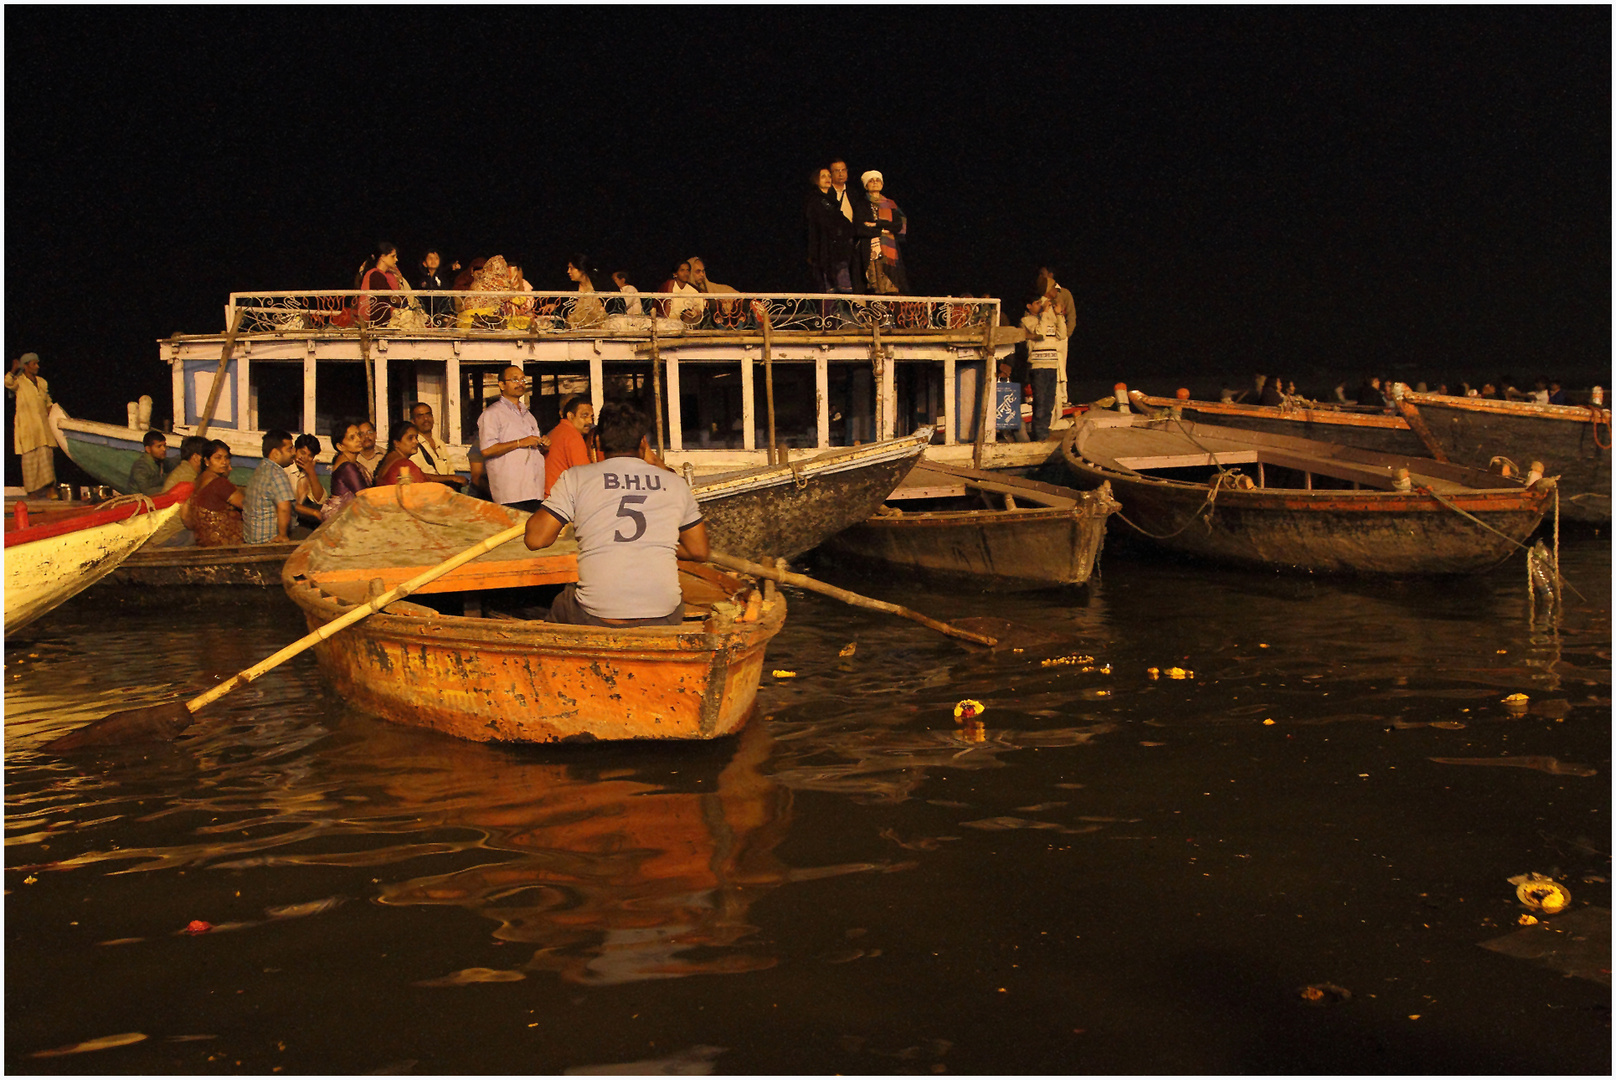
[52, 288, 1041, 493]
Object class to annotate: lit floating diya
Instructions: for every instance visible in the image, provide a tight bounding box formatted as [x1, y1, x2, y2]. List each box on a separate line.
[953, 699, 985, 722]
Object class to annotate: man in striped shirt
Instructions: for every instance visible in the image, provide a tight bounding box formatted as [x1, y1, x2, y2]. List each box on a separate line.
[244, 430, 297, 544]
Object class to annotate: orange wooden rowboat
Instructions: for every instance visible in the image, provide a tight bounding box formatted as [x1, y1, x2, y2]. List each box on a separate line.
[281, 483, 786, 744]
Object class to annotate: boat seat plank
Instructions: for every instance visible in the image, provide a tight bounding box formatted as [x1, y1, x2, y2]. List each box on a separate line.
[888, 484, 970, 500]
[902, 463, 1079, 509]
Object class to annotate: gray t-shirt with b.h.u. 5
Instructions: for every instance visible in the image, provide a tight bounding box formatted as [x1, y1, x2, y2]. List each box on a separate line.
[539, 456, 704, 620]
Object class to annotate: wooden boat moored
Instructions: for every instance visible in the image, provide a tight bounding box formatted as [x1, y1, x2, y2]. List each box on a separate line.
[5, 485, 192, 633]
[109, 539, 301, 587]
[1135, 391, 1428, 458]
[690, 428, 931, 561]
[1393, 387, 1611, 523]
[1061, 414, 1554, 575]
[820, 462, 1120, 588]
[281, 483, 786, 743]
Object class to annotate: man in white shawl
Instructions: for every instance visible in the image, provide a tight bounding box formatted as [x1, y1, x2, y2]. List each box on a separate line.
[5, 353, 57, 496]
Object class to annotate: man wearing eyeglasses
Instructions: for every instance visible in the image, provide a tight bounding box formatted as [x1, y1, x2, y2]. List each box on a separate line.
[477, 366, 548, 513]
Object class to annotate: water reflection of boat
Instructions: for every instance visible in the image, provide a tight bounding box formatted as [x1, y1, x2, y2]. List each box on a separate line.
[1062, 414, 1555, 575]
[820, 462, 1120, 589]
[4, 485, 191, 634]
[282, 483, 787, 743]
[367, 719, 803, 984]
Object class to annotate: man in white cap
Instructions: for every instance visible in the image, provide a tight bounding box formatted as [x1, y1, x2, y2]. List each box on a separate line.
[5, 353, 57, 497]
[861, 170, 908, 294]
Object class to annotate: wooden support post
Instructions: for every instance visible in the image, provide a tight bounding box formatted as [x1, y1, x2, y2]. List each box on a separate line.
[650, 321, 666, 455]
[972, 317, 995, 468]
[943, 353, 957, 445]
[740, 347, 756, 451]
[762, 308, 777, 465]
[360, 322, 375, 426]
[196, 307, 246, 437]
[302, 345, 317, 435]
[871, 323, 883, 443]
[665, 352, 682, 451]
[445, 352, 461, 446]
[815, 352, 829, 449]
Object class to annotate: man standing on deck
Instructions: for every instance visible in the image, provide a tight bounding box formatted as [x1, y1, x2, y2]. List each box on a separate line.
[5, 353, 56, 497]
[1020, 295, 1067, 441]
[127, 431, 171, 495]
[477, 366, 547, 513]
[244, 430, 297, 545]
[525, 403, 708, 627]
[543, 395, 596, 497]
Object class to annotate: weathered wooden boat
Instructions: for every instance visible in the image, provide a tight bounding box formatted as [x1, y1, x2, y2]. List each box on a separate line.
[1061, 414, 1554, 575]
[1134, 391, 1428, 458]
[689, 428, 930, 561]
[820, 462, 1120, 588]
[4, 484, 192, 633]
[1393, 387, 1610, 523]
[109, 539, 301, 587]
[281, 483, 786, 743]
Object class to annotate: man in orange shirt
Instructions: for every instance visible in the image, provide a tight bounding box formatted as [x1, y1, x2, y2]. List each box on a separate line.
[543, 395, 596, 497]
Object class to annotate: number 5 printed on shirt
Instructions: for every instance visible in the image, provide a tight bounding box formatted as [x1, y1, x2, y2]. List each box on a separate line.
[614, 494, 648, 541]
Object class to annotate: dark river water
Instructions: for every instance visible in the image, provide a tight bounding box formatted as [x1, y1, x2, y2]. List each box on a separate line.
[5, 532, 1610, 1074]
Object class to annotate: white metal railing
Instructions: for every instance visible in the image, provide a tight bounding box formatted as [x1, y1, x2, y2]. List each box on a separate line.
[225, 290, 1000, 337]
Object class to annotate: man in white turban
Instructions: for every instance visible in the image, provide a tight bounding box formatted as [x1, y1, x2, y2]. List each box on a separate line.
[5, 353, 57, 496]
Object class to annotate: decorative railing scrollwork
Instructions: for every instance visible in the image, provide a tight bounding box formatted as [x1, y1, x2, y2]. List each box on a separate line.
[226, 291, 999, 337]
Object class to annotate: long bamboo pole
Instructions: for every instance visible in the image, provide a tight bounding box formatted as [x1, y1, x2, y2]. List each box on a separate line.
[762, 308, 777, 465]
[706, 551, 997, 647]
[195, 308, 247, 437]
[972, 315, 996, 468]
[650, 320, 666, 456]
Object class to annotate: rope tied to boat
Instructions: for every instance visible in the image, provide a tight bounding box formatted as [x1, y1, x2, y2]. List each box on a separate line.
[1114, 468, 1245, 540]
[791, 463, 808, 489]
[96, 492, 158, 518]
[1590, 407, 1611, 450]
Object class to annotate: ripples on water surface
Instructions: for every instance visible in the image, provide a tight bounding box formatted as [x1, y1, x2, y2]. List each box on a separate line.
[6, 537, 1610, 1073]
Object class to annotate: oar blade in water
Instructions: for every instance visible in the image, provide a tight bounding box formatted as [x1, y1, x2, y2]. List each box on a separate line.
[45, 702, 196, 752]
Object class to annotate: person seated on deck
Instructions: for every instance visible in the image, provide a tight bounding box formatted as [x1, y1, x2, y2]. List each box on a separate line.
[320, 419, 372, 522]
[289, 433, 325, 529]
[524, 403, 709, 628]
[355, 420, 383, 483]
[657, 261, 703, 325]
[187, 440, 245, 547]
[544, 395, 597, 497]
[1259, 374, 1285, 407]
[243, 429, 298, 545]
[611, 271, 643, 316]
[126, 430, 171, 495]
[161, 435, 210, 496]
[406, 403, 461, 486]
[374, 422, 428, 486]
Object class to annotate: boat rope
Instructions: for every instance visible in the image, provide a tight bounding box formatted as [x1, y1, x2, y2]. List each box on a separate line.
[1415, 484, 1535, 553]
[1591, 408, 1611, 450]
[1113, 469, 1244, 540]
[97, 492, 158, 518]
[1487, 455, 1521, 477]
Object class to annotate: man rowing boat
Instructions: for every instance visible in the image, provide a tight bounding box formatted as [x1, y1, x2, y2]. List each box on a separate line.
[524, 403, 709, 627]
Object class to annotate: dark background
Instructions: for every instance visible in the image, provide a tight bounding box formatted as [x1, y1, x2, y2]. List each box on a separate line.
[6, 7, 1609, 429]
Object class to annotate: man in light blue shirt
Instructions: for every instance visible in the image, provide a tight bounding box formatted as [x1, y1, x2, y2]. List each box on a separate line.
[477, 366, 547, 512]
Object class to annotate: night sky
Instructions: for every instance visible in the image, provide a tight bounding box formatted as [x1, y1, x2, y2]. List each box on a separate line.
[6, 7, 1609, 429]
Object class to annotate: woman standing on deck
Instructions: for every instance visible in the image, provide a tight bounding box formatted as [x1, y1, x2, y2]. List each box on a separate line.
[188, 440, 245, 546]
[321, 420, 372, 521]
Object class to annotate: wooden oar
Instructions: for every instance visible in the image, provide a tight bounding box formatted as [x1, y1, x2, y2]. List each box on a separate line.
[46, 521, 529, 751]
[707, 551, 998, 647]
